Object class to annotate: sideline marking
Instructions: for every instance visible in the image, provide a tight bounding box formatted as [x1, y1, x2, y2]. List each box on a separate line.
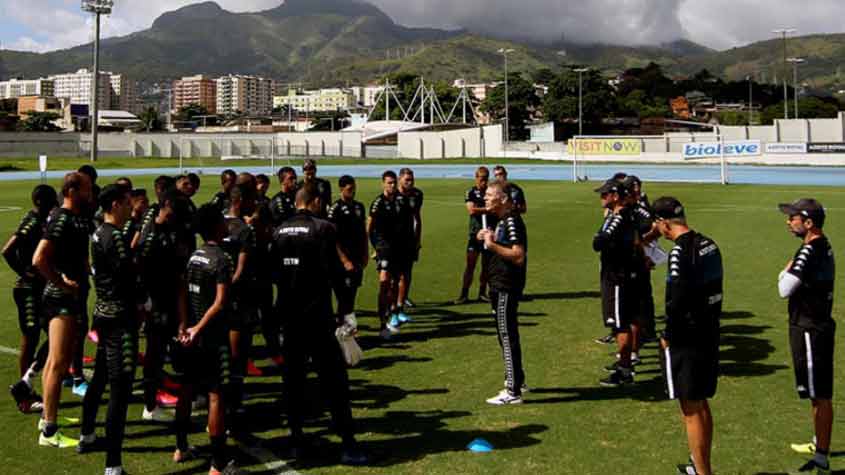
[0, 206, 22, 212]
[0, 345, 20, 355]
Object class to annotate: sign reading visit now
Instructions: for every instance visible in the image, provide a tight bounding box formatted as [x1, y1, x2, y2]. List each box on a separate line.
[683, 141, 761, 160]
[568, 138, 642, 156]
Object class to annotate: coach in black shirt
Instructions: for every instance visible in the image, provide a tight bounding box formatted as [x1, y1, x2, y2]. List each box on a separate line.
[271, 166, 298, 227]
[271, 182, 366, 465]
[778, 198, 835, 474]
[478, 180, 527, 405]
[300, 159, 332, 217]
[654, 197, 722, 475]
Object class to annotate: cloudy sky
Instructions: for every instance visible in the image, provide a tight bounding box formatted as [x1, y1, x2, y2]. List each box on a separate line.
[1, 0, 843, 53]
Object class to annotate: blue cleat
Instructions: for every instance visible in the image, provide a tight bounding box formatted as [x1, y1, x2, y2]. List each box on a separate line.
[389, 314, 402, 328]
[396, 312, 412, 324]
[72, 381, 89, 398]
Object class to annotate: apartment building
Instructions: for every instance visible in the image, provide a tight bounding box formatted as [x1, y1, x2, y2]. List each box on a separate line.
[50, 69, 111, 109]
[216, 74, 273, 117]
[0, 78, 54, 99]
[172, 75, 217, 114]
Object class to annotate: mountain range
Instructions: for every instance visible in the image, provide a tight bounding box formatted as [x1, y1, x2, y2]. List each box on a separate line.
[1, 0, 843, 93]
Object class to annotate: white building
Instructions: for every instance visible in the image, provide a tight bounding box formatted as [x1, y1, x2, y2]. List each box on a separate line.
[0, 78, 54, 99]
[274, 88, 354, 112]
[216, 75, 274, 117]
[350, 85, 384, 107]
[50, 69, 111, 109]
[453, 79, 492, 102]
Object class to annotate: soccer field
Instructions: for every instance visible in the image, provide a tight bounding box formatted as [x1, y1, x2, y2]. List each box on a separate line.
[1, 173, 844, 475]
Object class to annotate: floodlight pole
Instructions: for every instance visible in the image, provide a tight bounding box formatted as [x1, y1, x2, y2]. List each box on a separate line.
[787, 58, 805, 119]
[498, 48, 514, 157]
[82, 0, 113, 163]
[773, 28, 796, 120]
[747, 75, 753, 125]
[574, 68, 590, 136]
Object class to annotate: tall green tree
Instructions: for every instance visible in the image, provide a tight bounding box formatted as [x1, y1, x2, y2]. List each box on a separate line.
[480, 72, 540, 140]
[17, 112, 61, 132]
[138, 106, 163, 132]
[760, 97, 840, 125]
[543, 69, 615, 128]
[175, 103, 209, 122]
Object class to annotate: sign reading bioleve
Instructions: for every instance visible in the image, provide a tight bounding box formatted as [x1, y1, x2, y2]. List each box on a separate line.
[682, 141, 761, 159]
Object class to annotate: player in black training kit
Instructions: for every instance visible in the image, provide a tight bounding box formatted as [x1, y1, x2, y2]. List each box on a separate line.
[6, 185, 58, 413]
[652, 197, 722, 475]
[396, 168, 423, 309]
[478, 180, 528, 405]
[368, 171, 404, 339]
[458, 166, 493, 303]
[137, 189, 190, 422]
[77, 185, 137, 475]
[173, 204, 234, 474]
[778, 199, 835, 475]
[623, 175, 660, 362]
[255, 173, 271, 209]
[493, 166, 527, 214]
[220, 183, 258, 417]
[32, 172, 92, 448]
[209, 169, 236, 214]
[271, 182, 367, 466]
[593, 179, 639, 387]
[270, 166, 298, 227]
[328, 175, 369, 327]
[300, 158, 332, 217]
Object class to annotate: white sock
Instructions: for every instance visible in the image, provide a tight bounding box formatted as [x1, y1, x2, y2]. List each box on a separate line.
[21, 367, 37, 388]
[631, 352, 639, 360]
[104, 466, 123, 475]
[813, 435, 818, 445]
[80, 432, 96, 443]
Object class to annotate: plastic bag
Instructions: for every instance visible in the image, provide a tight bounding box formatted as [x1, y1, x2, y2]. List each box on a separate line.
[336, 328, 363, 367]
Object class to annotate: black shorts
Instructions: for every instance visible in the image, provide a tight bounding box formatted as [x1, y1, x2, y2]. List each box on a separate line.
[14, 286, 43, 336]
[336, 269, 363, 290]
[467, 236, 484, 253]
[229, 297, 259, 332]
[173, 335, 231, 391]
[147, 294, 178, 335]
[662, 343, 718, 400]
[790, 324, 835, 400]
[42, 292, 86, 327]
[600, 276, 634, 331]
[375, 248, 411, 275]
[92, 316, 139, 381]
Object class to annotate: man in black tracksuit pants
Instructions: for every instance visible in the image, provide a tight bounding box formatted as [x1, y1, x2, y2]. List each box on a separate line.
[478, 180, 527, 405]
[271, 182, 367, 465]
[78, 184, 137, 474]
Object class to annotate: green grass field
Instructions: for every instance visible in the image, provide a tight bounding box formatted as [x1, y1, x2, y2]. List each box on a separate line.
[1, 172, 845, 475]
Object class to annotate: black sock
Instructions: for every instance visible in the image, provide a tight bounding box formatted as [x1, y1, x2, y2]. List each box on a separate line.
[42, 422, 58, 437]
[210, 435, 227, 470]
[176, 419, 190, 452]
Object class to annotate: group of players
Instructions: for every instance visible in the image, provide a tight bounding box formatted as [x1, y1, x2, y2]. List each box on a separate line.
[589, 172, 836, 475]
[1, 157, 836, 475]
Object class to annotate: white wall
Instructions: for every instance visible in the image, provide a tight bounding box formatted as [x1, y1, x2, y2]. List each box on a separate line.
[397, 125, 502, 159]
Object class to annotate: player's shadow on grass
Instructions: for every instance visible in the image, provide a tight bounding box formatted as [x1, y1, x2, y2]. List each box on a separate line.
[523, 290, 601, 300]
[526, 378, 666, 404]
[719, 312, 788, 377]
[257, 410, 547, 470]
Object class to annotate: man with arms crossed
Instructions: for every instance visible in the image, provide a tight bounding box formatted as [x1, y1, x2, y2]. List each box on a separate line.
[478, 180, 527, 405]
[778, 199, 834, 475]
[33, 172, 92, 447]
[396, 168, 423, 309]
[653, 197, 722, 475]
[328, 175, 368, 329]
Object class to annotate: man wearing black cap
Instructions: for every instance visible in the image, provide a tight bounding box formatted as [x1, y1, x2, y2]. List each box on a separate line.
[778, 199, 835, 475]
[270, 167, 298, 227]
[653, 197, 722, 475]
[300, 159, 332, 218]
[593, 179, 638, 387]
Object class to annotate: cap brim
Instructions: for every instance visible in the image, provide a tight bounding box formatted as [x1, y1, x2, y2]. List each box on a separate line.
[778, 203, 799, 215]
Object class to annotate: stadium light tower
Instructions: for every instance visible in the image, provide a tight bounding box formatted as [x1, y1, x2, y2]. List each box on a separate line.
[81, 0, 113, 163]
[772, 28, 796, 120]
[787, 57, 805, 119]
[498, 48, 515, 154]
[573, 67, 590, 136]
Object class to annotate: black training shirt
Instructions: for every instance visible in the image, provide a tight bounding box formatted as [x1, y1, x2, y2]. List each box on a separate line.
[786, 236, 835, 330]
[486, 213, 528, 292]
[137, 207, 181, 304]
[186, 243, 233, 336]
[221, 215, 256, 286]
[270, 190, 297, 227]
[664, 230, 723, 345]
[593, 207, 638, 281]
[298, 178, 332, 217]
[369, 194, 401, 251]
[91, 223, 135, 321]
[328, 199, 367, 267]
[465, 186, 497, 237]
[10, 210, 48, 288]
[43, 207, 89, 299]
[271, 211, 337, 322]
